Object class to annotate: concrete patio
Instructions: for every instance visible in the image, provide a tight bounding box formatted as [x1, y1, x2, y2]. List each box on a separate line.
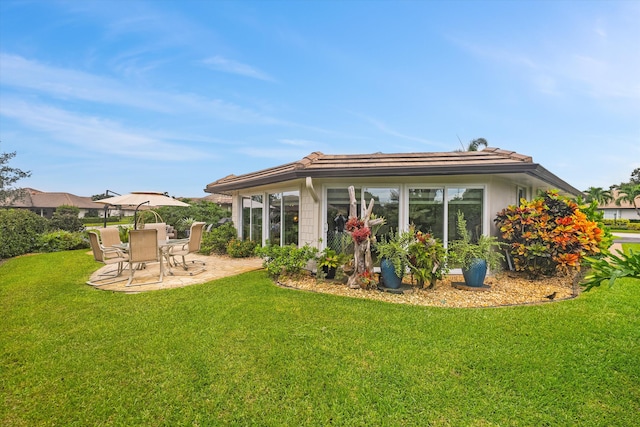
[87, 252, 264, 293]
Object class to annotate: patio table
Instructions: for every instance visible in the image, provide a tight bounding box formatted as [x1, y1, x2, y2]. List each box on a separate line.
[114, 239, 190, 280]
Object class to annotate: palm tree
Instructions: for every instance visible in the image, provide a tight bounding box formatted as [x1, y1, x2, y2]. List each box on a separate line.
[583, 187, 613, 205]
[466, 138, 488, 151]
[615, 183, 640, 218]
[455, 137, 488, 152]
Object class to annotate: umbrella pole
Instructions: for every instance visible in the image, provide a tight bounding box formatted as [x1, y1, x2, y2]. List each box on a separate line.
[134, 201, 150, 230]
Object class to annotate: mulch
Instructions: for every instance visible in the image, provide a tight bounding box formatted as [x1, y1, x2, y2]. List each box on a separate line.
[278, 270, 585, 308]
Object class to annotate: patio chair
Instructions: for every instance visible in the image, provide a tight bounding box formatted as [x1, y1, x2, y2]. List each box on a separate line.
[97, 227, 122, 247]
[143, 222, 168, 242]
[166, 222, 206, 275]
[87, 231, 129, 286]
[126, 229, 163, 287]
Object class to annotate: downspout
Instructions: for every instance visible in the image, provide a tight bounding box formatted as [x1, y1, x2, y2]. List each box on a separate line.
[306, 177, 319, 202]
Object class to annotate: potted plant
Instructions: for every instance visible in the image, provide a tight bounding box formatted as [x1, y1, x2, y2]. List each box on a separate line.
[317, 247, 345, 279]
[407, 229, 448, 289]
[374, 230, 412, 289]
[447, 211, 505, 287]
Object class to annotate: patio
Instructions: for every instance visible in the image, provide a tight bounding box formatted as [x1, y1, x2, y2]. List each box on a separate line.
[87, 252, 263, 293]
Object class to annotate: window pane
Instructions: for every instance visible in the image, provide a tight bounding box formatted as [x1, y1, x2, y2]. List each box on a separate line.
[282, 191, 299, 245]
[242, 197, 251, 241]
[326, 188, 359, 255]
[250, 195, 262, 242]
[447, 188, 483, 243]
[268, 193, 282, 244]
[408, 188, 444, 240]
[364, 187, 399, 239]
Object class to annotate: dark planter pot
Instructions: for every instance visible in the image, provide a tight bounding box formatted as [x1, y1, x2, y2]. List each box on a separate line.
[380, 258, 403, 289]
[462, 258, 488, 287]
[322, 266, 337, 279]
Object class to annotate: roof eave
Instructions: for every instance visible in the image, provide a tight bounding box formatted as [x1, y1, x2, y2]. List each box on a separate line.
[205, 163, 580, 195]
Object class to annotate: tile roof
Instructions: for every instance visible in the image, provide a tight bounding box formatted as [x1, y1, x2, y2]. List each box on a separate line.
[5, 189, 103, 209]
[205, 147, 580, 194]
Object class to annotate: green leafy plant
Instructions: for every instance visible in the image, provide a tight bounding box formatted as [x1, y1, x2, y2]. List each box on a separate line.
[49, 205, 84, 232]
[0, 208, 49, 259]
[317, 247, 347, 269]
[255, 243, 318, 278]
[199, 223, 237, 255]
[448, 211, 504, 270]
[581, 249, 640, 291]
[38, 230, 89, 252]
[226, 239, 258, 258]
[374, 229, 413, 278]
[407, 229, 448, 288]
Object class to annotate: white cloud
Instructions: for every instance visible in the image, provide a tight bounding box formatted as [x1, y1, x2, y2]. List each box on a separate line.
[0, 98, 208, 161]
[202, 55, 274, 82]
[353, 112, 450, 149]
[0, 53, 284, 124]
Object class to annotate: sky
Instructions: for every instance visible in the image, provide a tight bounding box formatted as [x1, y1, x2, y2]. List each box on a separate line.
[1, 0, 639, 198]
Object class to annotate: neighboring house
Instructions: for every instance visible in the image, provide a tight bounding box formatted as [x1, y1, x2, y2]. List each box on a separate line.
[187, 193, 233, 209]
[597, 190, 639, 220]
[204, 147, 581, 251]
[6, 188, 105, 219]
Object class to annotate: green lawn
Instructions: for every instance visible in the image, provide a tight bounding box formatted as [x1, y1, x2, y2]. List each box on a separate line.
[1, 251, 639, 426]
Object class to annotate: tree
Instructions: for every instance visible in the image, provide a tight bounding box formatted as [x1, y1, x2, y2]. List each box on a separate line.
[583, 187, 613, 205]
[0, 149, 31, 206]
[615, 182, 640, 218]
[50, 205, 84, 232]
[455, 137, 488, 152]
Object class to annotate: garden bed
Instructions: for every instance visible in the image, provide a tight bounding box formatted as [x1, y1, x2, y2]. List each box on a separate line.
[278, 270, 584, 308]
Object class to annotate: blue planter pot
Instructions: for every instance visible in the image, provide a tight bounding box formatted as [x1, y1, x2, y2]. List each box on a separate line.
[380, 258, 403, 289]
[462, 258, 488, 287]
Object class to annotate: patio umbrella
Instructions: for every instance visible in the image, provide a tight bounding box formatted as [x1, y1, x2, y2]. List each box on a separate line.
[96, 191, 190, 228]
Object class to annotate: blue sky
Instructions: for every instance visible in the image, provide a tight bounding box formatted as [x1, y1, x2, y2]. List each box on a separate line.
[1, 0, 638, 198]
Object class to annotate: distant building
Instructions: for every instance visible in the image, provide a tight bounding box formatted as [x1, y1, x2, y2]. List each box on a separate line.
[597, 190, 639, 220]
[4, 188, 105, 219]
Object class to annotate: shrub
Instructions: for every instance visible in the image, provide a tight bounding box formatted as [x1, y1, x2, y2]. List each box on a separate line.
[226, 239, 258, 258]
[38, 230, 89, 252]
[495, 190, 604, 278]
[50, 205, 84, 232]
[581, 249, 640, 291]
[0, 209, 49, 259]
[254, 244, 318, 278]
[199, 223, 237, 255]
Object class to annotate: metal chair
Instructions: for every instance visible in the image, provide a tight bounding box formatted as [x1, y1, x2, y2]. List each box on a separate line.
[97, 227, 122, 247]
[166, 222, 206, 275]
[87, 232, 129, 286]
[126, 229, 162, 286]
[142, 222, 168, 242]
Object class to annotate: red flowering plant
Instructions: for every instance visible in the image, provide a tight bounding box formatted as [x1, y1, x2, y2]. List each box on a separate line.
[345, 217, 371, 244]
[494, 190, 605, 278]
[407, 228, 448, 288]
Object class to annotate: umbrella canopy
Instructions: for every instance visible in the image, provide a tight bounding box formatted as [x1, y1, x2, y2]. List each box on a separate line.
[96, 192, 189, 229]
[96, 191, 189, 208]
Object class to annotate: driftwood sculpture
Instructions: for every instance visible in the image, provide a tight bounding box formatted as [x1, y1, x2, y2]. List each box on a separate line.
[345, 186, 385, 289]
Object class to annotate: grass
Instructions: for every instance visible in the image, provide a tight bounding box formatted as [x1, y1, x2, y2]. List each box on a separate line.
[2, 250, 639, 426]
[622, 242, 640, 255]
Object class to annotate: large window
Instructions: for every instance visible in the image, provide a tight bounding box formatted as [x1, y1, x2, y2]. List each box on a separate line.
[408, 188, 444, 240]
[268, 191, 299, 246]
[241, 195, 263, 242]
[446, 188, 484, 243]
[325, 187, 399, 254]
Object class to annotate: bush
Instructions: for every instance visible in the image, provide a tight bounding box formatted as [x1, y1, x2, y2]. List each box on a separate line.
[254, 244, 318, 278]
[0, 209, 50, 259]
[199, 223, 237, 255]
[50, 205, 84, 232]
[38, 230, 89, 252]
[226, 239, 258, 258]
[495, 190, 604, 278]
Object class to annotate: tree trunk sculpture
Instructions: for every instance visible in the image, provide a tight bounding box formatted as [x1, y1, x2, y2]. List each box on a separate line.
[346, 186, 385, 289]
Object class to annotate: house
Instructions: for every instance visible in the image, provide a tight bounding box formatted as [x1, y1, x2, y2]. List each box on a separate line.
[597, 190, 639, 221]
[204, 148, 581, 252]
[6, 188, 105, 219]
